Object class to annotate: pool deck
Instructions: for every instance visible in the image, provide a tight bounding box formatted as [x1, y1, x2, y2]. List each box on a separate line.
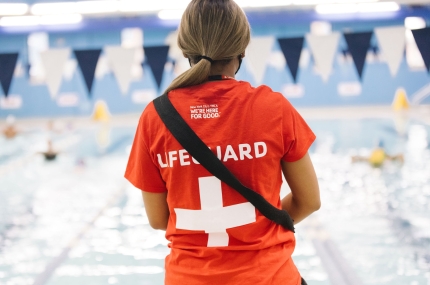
[0, 105, 430, 126]
[298, 105, 430, 123]
[1, 105, 429, 129]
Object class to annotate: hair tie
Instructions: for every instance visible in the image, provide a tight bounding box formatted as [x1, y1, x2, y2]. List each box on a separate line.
[200, 55, 214, 63]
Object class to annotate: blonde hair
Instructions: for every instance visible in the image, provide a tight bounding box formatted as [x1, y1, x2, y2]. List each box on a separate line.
[164, 0, 250, 94]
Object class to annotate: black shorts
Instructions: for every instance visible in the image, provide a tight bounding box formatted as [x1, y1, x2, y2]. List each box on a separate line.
[301, 278, 307, 285]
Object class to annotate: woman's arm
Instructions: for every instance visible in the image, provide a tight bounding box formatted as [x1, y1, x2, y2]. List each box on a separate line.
[142, 191, 169, 230]
[281, 152, 320, 224]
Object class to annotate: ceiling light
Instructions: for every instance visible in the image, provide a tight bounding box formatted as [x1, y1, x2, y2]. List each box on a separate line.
[120, 1, 155, 12]
[39, 14, 83, 25]
[293, 0, 379, 4]
[0, 14, 82, 27]
[31, 2, 77, 15]
[316, 2, 400, 14]
[120, 2, 165, 13]
[236, 0, 291, 8]
[0, 16, 40, 26]
[120, 0, 189, 13]
[292, 1, 326, 6]
[0, 3, 29, 16]
[76, 1, 119, 14]
[405, 17, 426, 30]
[316, 4, 358, 14]
[358, 2, 399, 12]
[158, 9, 184, 20]
[335, 0, 379, 2]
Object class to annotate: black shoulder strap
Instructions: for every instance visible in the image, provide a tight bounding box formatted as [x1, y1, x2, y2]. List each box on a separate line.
[153, 94, 295, 232]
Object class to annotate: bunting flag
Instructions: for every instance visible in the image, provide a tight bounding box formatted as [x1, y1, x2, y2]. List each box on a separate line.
[0, 53, 19, 97]
[374, 26, 406, 77]
[246, 36, 274, 84]
[63, 59, 78, 81]
[306, 32, 340, 82]
[344, 32, 373, 79]
[278, 37, 304, 83]
[74, 49, 102, 96]
[105, 46, 135, 95]
[165, 31, 183, 60]
[144, 45, 170, 91]
[267, 50, 286, 71]
[94, 56, 110, 79]
[40, 49, 71, 98]
[13, 61, 24, 78]
[165, 31, 189, 77]
[411, 27, 430, 72]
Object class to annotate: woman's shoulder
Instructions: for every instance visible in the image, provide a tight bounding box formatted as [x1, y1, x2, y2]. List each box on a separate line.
[239, 81, 288, 103]
[140, 100, 156, 118]
[137, 100, 164, 130]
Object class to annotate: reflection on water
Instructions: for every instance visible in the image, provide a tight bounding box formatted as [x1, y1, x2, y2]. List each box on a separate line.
[0, 118, 429, 285]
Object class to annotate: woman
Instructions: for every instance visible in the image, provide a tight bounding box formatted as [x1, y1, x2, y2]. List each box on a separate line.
[125, 1, 320, 284]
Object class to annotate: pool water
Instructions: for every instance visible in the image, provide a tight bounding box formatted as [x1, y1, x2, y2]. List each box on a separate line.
[0, 115, 429, 285]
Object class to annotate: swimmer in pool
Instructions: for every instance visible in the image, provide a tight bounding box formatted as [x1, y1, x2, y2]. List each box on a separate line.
[3, 125, 18, 139]
[2, 115, 18, 139]
[40, 140, 59, 161]
[351, 141, 404, 167]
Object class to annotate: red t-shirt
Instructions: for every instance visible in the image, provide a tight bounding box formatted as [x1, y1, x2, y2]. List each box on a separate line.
[125, 79, 316, 285]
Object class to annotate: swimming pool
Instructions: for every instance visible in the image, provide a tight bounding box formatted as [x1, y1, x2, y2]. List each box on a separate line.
[0, 112, 429, 285]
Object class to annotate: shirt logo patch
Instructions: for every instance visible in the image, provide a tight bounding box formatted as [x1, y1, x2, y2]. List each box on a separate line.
[190, 104, 220, 119]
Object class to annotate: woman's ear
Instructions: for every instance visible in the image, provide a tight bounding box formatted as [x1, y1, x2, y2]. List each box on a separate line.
[183, 53, 188, 58]
[241, 52, 246, 58]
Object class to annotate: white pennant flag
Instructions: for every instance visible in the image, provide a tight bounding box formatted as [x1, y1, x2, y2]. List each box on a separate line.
[165, 30, 190, 76]
[375, 26, 406, 77]
[165, 30, 182, 60]
[306, 32, 340, 82]
[105, 46, 135, 94]
[40, 48, 70, 98]
[245, 36, 274, 84]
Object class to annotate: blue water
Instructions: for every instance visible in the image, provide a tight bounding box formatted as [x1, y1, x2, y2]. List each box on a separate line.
[0, 117, 429, 285]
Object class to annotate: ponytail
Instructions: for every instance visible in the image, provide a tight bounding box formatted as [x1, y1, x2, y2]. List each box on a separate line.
[164, 57, 212, 94]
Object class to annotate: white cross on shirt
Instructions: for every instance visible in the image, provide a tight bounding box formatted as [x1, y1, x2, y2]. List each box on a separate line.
[175, 176, 256, 247]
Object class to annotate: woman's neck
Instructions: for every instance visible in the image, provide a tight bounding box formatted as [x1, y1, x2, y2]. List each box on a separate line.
[208, 59, 239, 78]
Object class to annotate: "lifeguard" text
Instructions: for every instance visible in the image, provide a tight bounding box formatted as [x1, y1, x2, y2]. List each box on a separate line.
[157, 142, 267, 168]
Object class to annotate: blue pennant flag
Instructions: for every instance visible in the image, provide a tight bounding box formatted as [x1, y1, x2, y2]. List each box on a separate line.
[144, 45, 170, 91]
[74, 49, 102, 97]
[0, 53, 19, 97]
[412, 27, 430, 72]
[344, 32, 373, 80]
[278, 37, 304, 83]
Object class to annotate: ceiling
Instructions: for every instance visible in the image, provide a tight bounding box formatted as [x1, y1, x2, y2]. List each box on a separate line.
[0, 0, 428, 33]
[1, 0, 430, 7]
